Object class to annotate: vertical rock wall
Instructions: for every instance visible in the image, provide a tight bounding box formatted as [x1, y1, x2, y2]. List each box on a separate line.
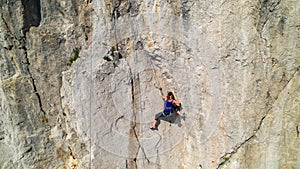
[0, 0, 299, 169]
[0, 0, 92, 168]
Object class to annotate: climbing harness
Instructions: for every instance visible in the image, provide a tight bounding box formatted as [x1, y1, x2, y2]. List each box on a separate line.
[162, 112, 172, 117]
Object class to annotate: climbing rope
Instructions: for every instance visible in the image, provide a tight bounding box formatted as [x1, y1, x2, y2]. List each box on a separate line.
[144, 50, 162, 90]
[144, 48, 179, 91]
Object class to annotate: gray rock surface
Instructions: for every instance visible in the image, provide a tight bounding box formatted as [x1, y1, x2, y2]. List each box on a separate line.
[0, 0, 299, 169]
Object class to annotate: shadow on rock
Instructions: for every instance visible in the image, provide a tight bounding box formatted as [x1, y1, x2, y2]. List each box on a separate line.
[156, 113, 184, 128]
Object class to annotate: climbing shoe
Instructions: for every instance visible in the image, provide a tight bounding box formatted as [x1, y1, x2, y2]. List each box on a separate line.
[150, 127, 158, 131]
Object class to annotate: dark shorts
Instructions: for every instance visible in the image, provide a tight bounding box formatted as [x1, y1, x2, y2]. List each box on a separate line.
[154, 112, 171, 120]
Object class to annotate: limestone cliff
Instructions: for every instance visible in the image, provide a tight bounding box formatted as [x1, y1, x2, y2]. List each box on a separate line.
[0, 0, 299, 169]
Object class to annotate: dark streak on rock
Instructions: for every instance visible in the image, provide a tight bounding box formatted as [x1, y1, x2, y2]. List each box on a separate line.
[21, 0, 41, 33]
[24, 147, 33, 154]
[128, 67, 150, 167]
[115, 115, 124, 128]
[68, 146, 76, 159]
[257, 0, 281, 40]
[278, 16, 287, 35]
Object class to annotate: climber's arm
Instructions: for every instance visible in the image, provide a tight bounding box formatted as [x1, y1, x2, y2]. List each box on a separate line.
[173, 99, 181, 105]
[159, 88, 166, 100]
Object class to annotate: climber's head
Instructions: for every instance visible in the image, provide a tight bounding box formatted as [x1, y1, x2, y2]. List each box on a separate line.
[167, 92, 175, 100]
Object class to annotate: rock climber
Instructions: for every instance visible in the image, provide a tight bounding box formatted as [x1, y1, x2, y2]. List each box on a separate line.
[150, 88, 182, 131]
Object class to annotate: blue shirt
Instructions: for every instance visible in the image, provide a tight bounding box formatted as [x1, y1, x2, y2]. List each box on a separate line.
[163, 99, 173, 113]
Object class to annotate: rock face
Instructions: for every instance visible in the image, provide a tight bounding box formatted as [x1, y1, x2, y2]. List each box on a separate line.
[0, 0, 299, 169]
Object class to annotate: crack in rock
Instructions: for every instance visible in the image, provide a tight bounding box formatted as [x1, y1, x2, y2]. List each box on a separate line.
[296, 125, 299, 138]
[154, 132, 162, 168]
[131, 72, 150, 163]
[126, 64, 150, 168]
[132, 124, 150, 163]
[4, 24, 48, 123]
[114, 115, 124, 129]
[21, 38, 47, 121]
[216, 69, 298, 169]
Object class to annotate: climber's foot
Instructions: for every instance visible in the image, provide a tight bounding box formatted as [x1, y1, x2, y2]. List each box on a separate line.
[150, 127, 158, 131]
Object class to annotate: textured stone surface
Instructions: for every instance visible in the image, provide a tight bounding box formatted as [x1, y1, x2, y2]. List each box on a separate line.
[0, 0, 92, 168]
[0, 0, 299, 169]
